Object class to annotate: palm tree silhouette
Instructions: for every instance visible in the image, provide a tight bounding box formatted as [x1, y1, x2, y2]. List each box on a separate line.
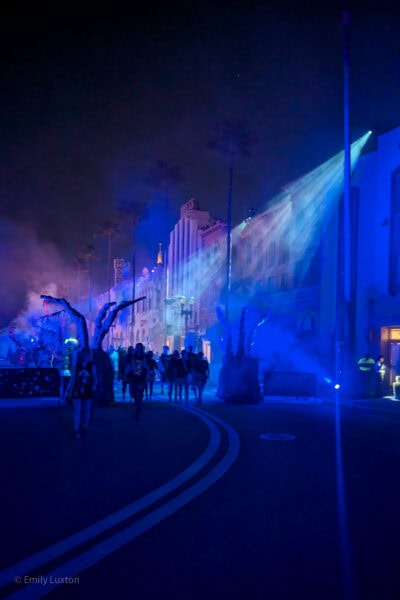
[74, 244, 98, 312]
[117, 200, 148, 344]
[94, 219, 122, 302]
[207, 119, 258, 320]
[144, 159, 185, 207]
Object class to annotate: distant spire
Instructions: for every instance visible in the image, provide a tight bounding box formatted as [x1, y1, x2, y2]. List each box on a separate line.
[156, 242, 163, 265]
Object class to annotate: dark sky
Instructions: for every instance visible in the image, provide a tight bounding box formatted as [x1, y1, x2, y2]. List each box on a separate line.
[1, 0, 400, 327]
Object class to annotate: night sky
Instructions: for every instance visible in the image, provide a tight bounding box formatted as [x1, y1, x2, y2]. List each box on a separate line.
[1, 0, 400, 328]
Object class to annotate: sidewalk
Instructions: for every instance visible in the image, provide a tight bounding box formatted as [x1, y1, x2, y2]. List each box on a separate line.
[2, 383, 396, 409]
[0, 384, 222, 408]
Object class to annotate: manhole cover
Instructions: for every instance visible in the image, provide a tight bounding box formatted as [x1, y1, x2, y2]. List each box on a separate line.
[260, 433, 296, 441]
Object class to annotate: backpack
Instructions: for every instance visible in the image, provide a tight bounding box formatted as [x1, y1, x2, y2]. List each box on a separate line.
[76, 366, 94, 399]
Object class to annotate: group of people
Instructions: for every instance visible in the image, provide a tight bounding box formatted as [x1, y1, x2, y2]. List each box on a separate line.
[67, 343, 210, 439]
[117, 343, 210, 412]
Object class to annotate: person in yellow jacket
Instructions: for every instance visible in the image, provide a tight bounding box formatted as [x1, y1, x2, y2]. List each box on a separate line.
[357, 353, 375, 397]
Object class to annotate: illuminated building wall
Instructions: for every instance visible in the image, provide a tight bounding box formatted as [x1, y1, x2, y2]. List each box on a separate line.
[165, 198, 213, 350]
[353, 125, 400, 383]
[89, 128, 399, 378]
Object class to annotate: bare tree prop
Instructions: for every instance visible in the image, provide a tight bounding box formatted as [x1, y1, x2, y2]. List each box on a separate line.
[41, 295, 90, 349]
[216, 305, 261, 404]
[40, 295, 146, 350]
[92, 297, 145, 349]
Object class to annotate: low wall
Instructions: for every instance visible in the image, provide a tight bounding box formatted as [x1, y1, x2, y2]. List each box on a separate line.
[264, 371, 317, 397]
[0, 368, 60, 399]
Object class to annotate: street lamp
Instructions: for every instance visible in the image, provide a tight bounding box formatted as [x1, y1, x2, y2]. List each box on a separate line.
[180, 296, 194, 334]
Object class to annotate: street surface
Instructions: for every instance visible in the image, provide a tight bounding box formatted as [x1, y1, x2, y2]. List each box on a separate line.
[1, 390, 400, 599]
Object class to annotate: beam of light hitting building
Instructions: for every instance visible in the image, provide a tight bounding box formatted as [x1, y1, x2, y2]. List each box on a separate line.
[285, 132, 371, 257]
[162, 132, 371, 342]
[179, 223, 246, 301]
[239, 132, 371, 288]
[241, 134, 371, 385]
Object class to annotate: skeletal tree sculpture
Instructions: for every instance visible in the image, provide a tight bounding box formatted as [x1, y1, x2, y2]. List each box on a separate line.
[40, 295, 145, 349]
[216, 305, 261, 404]
[92, 299, 145, 349]
[40, 294, 145, 405]
[41, 295, 90, 349]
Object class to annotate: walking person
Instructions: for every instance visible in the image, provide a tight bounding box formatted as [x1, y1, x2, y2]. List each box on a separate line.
[167, 350, 187, 403]
[69, 348, 98, 439]
[122, 346, 134, 403]
[158, 345, 170, 395]
[107, 345, 119, 394]
[117, 346, 128, 401]
[193, 351, 209, 407]
[186, 346, 198, 402]
[180, 349, 191, 406]
[125, 343, 148, 420]
[374, 355, 386, 397]
[145, 350, 158, 401]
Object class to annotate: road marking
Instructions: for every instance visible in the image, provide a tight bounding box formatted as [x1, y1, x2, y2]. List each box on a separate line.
[0, 411, 219, 589]
[2, 409, 240, 598]
[260, 433, 296, 441]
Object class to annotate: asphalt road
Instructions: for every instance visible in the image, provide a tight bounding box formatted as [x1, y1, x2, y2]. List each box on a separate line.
[1, 392, 400, 600]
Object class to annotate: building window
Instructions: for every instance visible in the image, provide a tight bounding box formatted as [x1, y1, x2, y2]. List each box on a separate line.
[269, 241, 276, 266]
[279, 240, 289, 264]
[281, 272, 288, 290]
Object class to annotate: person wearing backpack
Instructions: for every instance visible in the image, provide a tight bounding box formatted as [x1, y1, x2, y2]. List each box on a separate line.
[69, 348, 98, 439]
[125, 343, 148, 420]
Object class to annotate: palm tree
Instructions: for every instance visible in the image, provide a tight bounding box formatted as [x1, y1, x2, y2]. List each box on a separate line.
[207, 119, 258, 320]
[74, 244, 98, 312]
[144, 159, 185, 206]
[94, 219, 122, 302]
[117, 200, 148, 344]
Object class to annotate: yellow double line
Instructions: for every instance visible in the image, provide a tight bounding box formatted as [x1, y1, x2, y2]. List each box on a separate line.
[1, 407, 240, 599]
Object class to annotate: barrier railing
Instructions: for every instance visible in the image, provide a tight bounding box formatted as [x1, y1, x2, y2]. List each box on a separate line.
[0, 368, 60, 399]
[264, 371, 317, 397]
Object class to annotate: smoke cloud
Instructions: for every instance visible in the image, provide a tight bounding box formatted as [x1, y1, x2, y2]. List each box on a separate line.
[0, 218, 73, 332]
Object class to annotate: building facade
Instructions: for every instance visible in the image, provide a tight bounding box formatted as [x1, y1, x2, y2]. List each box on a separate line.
[86, 126, 400, 386]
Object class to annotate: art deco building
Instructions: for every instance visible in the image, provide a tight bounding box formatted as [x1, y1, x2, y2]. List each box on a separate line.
[88, 126, 400, 386]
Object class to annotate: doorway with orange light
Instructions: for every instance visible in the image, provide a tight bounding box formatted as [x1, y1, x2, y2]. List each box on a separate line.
[381, 326, 400, 389]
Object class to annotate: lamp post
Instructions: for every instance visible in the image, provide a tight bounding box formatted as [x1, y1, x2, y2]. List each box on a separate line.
[225, 157, 234, 321]
[180, 296, 194, 335]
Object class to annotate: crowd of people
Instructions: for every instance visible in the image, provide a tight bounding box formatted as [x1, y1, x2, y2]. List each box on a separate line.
[67, 343, 210, 439]
[115, 343, 210, 410]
